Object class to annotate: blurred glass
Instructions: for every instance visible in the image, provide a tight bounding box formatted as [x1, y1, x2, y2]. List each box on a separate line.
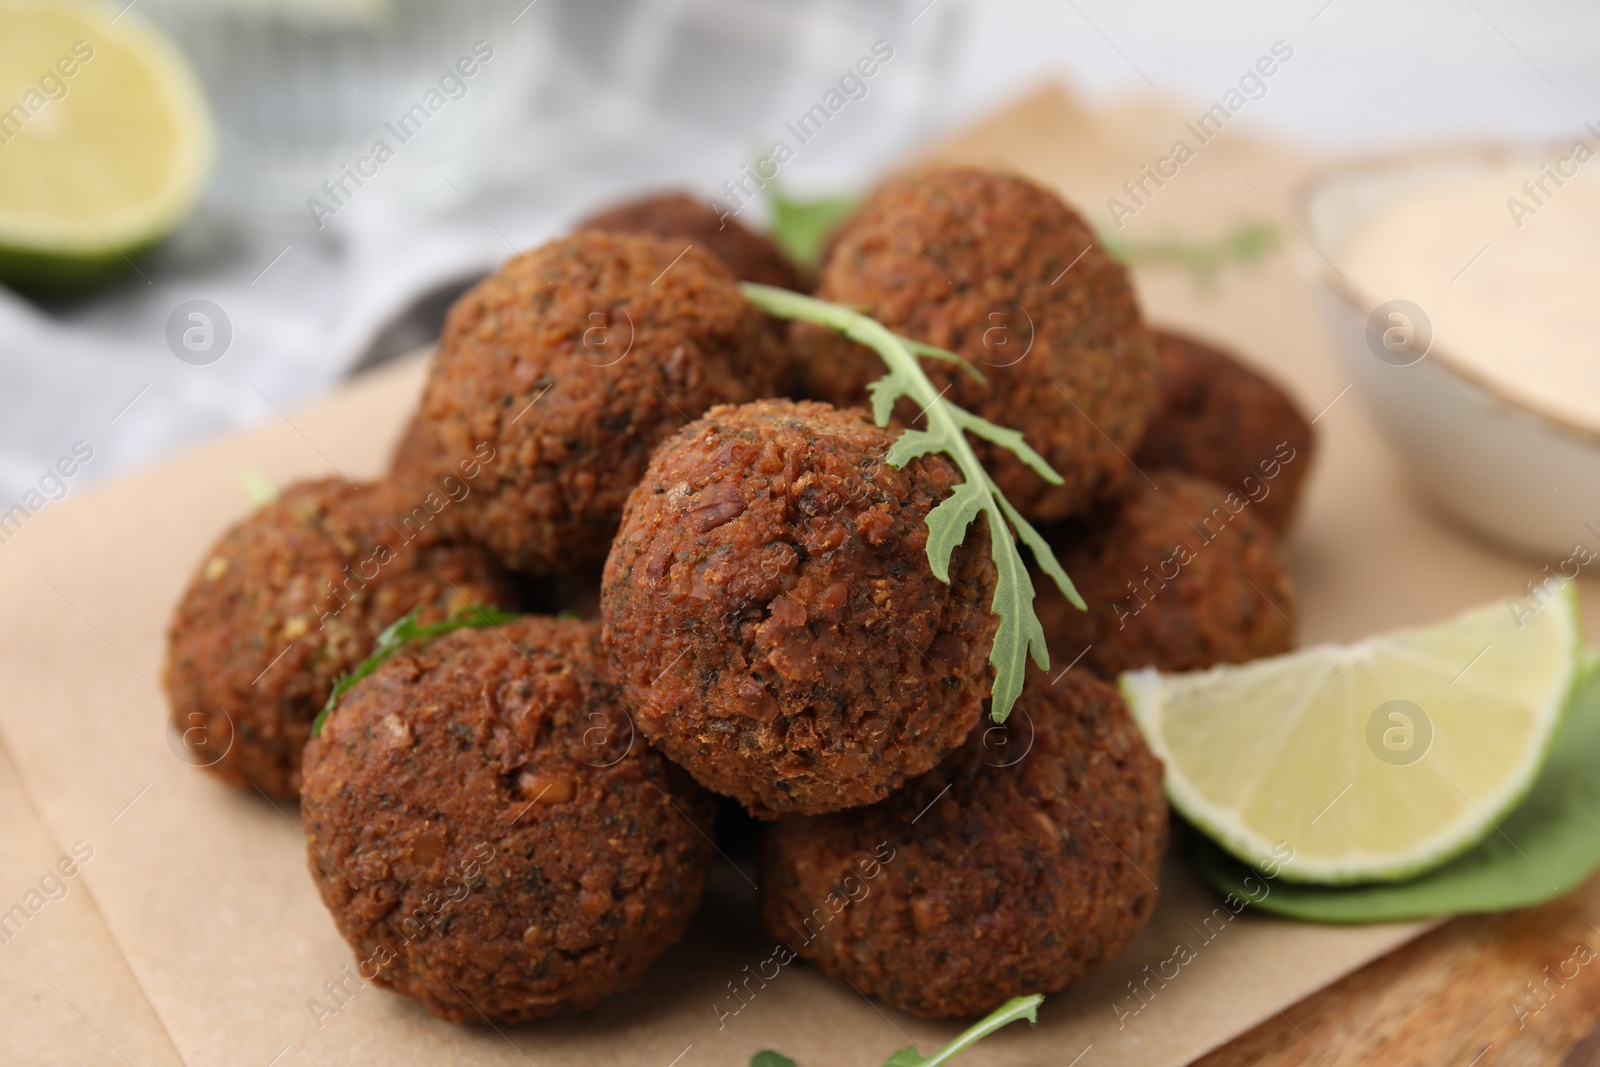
[136, 0, 957, 226]
[138, 0, 554, 219]
[546, 0, 961, 163]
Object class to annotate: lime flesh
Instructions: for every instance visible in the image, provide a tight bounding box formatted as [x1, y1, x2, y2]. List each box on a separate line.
[1122, 583, 1585, 884]
[0, 0, 211, 292]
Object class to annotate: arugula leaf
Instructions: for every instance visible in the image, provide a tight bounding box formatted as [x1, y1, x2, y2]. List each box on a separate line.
[750, 1053, 798, 1067]
[885, 995, 1043, 1067]
[739, 283, 1084, 723]
[762, 184, 859, 270]
[310, 604, 521, 737]
[750, 994, 1043, 1067]
[756, 174, 1275, 288]
[1190, 656, 1600, 922]
[902, 339, 988, 384]
[1099, 220, 1277, 286]
[239, 467, 278, 508]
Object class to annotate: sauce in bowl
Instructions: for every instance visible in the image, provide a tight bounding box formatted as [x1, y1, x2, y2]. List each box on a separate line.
[1339, 161, 1600, 435]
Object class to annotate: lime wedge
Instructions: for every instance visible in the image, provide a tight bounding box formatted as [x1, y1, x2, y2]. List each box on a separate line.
[0, 0, 212, 292]
[1122, 582, 1585, 884]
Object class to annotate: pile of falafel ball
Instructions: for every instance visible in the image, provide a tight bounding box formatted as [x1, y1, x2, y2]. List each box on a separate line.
[164, 167, 1314, 1024]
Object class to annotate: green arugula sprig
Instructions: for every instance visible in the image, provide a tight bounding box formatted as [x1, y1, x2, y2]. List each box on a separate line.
[310, 604, 520, 738]
[762, 186, 1276, 287]
[1099, 220, 1278, 286]
[239, 467, 278, 508]
[740, 284, 1084, 723]
[751, 993, 1043, 1067]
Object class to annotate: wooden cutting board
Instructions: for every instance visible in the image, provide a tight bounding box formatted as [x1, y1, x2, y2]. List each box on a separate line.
[0, 84, 1593, 1067]
[1195, 869, 1600, 1065]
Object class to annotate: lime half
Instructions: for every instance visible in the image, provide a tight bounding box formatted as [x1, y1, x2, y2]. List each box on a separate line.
[1123, 582, 1584, 884]
[0, 0, 212, 292]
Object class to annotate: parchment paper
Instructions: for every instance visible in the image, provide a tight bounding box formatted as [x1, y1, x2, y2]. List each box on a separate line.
[0, 742, 183, 1067]
[0, 85, 1594, 1067]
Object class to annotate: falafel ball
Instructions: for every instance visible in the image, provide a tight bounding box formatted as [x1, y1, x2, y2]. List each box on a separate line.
[1036, 469, 1298, 679]
[760, 671, 1167, 1018]
[517, 561, 604, 621]
[1135, 328, 1314, 533]
[790, 167, 1157, 522]
[397, 231, 790, 575]
[162, 478, 516, 798]
[575, 191, 805, 291]
[301, 617, 715, 1023]
[602, 399, 998, 818]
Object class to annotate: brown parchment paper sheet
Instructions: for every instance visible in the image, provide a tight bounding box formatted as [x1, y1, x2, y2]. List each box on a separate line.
[0, 739, 183, 1066]
[0, 84, 1594, 1067]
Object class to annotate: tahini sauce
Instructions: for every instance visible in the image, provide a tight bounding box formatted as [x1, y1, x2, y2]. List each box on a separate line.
[1340, 161, 1600, 433]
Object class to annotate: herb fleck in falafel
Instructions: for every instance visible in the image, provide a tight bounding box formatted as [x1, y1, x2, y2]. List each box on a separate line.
[1037, 469, 1298, 679]
[760, 671, 1167, 1018]
[399, 231, 790, 575]
[301, 617, 714, 1023]
[791, 166, 1157, 522]
[575, 191, 805, 291]
[162, 478, 515, 798]
[601, 399, 998, 818]
[1136, 329, 1314, 533]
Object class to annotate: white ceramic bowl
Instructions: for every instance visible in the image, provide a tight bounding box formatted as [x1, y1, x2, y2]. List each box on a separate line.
[1296, 146, 1600, 560]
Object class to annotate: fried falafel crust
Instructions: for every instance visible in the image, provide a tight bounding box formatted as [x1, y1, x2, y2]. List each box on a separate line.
[791, 167, 1157, 522]
[401, 231, 789, 575]
[387, 410, 433, 478]
[1037, 469, 1298, 679]
[575, 191, 805, 291]
[162, 478, 515, 799]
[1135, 329, 1314, 534]
[760, 671, 1167, 1018]
[301, 617, 714, 1024]
[602, 399, 998, 818]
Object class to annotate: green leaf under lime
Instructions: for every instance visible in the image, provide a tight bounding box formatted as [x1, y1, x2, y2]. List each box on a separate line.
[1189, 653, 1600, 922]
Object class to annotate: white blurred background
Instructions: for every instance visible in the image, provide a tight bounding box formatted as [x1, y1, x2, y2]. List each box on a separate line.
[2, 0, 1596, 506]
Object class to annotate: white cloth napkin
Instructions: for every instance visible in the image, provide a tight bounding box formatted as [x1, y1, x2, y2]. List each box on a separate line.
[0, 193, 544, 509]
